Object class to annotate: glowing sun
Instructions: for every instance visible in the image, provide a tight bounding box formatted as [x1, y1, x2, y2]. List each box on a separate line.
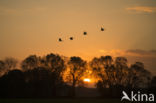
[83, 78, 91, 82]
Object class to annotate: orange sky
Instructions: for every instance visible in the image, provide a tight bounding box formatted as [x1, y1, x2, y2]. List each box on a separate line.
[0, 0, 156, 74]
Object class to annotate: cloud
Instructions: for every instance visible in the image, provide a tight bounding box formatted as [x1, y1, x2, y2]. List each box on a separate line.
[125, 49, 156, 58]
[99, 49, 126, 56]
[126, 6, 156, 13]
[99, 49, 156, 57]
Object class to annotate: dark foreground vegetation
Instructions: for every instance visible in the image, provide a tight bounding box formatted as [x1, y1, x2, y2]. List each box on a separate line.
[0, 53, 156, 99]
[0, 98, 131, 103]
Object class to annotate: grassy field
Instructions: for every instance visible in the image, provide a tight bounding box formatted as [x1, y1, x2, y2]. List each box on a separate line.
[0, 99, 130, 103]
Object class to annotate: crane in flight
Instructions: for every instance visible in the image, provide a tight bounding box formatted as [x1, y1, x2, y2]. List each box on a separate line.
[58, 38, 63, 42]
[101, 27, 104, 31]
[83, 31, 87, 35]
[69, 37, 73, 40]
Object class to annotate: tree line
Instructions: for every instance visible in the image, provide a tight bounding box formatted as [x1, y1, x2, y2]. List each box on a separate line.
[0, 53, 156, 98]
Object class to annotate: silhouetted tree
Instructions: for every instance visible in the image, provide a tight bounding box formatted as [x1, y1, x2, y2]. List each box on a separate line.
[45, 53, 66, 74]
[24, 67, 65, 97]
[113, 57, 129, 86]
[4, 57, 18, 71]
[151, 76, 156, 87]
[150, 76, 156, 94]
[130, 62, 151, 88]
[0, 58, 18, 76]
[90, 56, 117, 97]
[90, 56, 114, 88]
[67, 56, 87, 97]
[90, 56, 152, 98]
[21, 55, 39, 70]
[44, 53, 66, 96]
[0, 60, 5, 76]
[0, 70, 25, 98]
[0, 53, 153, 99]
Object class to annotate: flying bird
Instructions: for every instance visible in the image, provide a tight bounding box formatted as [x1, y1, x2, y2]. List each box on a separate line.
[83, 31, 87, 35]
[101, 27, 104, 31]
[58, 38, 62, 42]
[69, 37, 73, 40]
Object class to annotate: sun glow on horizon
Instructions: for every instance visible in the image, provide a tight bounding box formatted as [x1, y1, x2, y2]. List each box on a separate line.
[83, 78, 91, 83]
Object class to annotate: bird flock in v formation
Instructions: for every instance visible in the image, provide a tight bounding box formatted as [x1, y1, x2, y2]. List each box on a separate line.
[58, 27, 105, 42]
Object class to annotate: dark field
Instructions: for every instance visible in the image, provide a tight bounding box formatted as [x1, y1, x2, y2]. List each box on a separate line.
[0, 99, 131, 103]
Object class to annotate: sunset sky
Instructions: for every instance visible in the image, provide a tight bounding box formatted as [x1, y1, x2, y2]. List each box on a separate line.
[0, 0, 156, 74]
